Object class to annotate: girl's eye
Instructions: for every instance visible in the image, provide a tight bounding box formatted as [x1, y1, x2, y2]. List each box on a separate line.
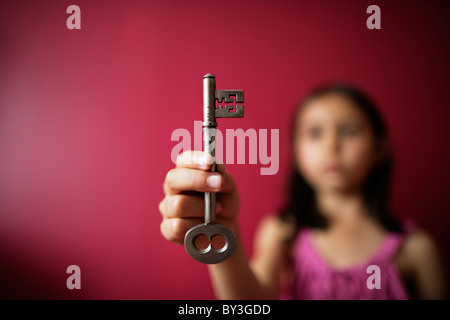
[340, 125, 360, 137]
[307, 127, 321, 139]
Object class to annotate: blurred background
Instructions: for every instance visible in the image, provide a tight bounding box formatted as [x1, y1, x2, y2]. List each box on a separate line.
[0, 0, 449, 299]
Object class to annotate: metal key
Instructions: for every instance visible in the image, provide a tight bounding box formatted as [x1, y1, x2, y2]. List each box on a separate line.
[184, 73, 244, 264]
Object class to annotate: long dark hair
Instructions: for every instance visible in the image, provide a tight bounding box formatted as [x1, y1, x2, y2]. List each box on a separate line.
[278, 83, 403, 234]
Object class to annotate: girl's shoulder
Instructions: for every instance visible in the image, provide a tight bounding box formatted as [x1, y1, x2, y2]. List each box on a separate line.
[399, 227, 440, 263]
[251, 213, 297, 272]
[396, 220, 442, 279]
[255, 212, 297, 245]
[397, 219, 438, 259]
[395, 220, 446, 299]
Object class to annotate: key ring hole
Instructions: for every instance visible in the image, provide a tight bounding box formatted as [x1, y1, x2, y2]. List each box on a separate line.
[211, 234, 226, 251]
[193, 233, 228, 254]
[194, 234, 211, 252]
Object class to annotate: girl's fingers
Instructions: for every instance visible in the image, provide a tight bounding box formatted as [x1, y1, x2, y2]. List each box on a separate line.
[216, 166, 238, 194]
[163, 167, 237, 196]
[159, 194, 223, 219]
[166, 151, 219, 196]
[160, 217, 203, 245]
[176, 150, 214, 170]
[164, 168, 223, 195]
[164, 162, 237, 197]
[176, 150, 226, 175]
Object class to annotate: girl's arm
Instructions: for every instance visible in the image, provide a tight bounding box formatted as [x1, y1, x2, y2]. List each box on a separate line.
[402, 230, 447, 299]
[208, 215, 292, 300]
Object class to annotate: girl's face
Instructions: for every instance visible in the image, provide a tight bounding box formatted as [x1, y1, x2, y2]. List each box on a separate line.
[294, 93, 381, 194]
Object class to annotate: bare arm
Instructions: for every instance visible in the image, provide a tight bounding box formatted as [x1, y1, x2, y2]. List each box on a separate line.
[208, 215, 292, 300]
[207, 229, 271, 300]
[401, 230, 447, 299]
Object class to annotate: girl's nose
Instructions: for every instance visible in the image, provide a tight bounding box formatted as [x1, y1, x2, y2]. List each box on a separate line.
[325, 132, 340, 152]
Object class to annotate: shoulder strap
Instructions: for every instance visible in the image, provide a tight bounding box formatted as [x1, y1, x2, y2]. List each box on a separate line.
[371, 232, 404, 265]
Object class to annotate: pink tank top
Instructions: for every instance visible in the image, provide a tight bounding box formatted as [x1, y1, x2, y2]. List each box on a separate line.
[281, 227, 410, 300]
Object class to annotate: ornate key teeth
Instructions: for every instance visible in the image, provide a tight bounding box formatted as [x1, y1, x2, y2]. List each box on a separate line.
[216, 90, 244, 104]
[215, 105, 244, 118]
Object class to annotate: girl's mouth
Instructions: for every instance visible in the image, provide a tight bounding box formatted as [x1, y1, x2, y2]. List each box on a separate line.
[324, 164, 342, 173]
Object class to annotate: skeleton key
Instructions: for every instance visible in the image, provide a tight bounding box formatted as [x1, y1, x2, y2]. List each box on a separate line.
[184, 73, 244, 264]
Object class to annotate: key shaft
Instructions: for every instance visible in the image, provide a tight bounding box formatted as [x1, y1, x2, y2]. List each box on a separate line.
[203, 74, 217, 224]
[184, 73, 244, 264]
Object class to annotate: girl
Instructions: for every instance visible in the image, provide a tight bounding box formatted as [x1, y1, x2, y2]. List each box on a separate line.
[159, 83, 446, 299]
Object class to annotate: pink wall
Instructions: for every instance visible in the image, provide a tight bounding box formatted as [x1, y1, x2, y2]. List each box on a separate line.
[0, 0, 449, 298]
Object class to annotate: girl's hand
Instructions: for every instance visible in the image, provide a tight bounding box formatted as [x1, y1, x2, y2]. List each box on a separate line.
[159, 150, 240, 245]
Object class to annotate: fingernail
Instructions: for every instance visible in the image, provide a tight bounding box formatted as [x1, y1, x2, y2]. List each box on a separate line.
[206, 174, 221, 189]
